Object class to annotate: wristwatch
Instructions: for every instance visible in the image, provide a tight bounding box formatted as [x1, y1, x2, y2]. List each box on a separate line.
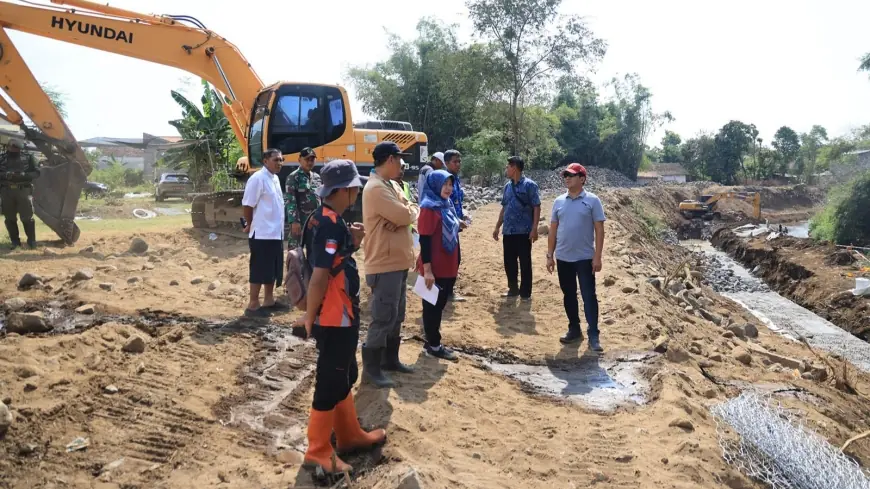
[546, 252, 553, 259]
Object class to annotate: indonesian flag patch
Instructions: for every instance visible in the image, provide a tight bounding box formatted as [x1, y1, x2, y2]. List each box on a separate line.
[325, 239, 338, 255]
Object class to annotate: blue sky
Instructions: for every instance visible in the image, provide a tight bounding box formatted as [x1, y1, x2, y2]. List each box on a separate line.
[6, 0, 870, 146]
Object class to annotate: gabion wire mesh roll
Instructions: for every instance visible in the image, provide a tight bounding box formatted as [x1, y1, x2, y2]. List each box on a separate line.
[710, 392, 870, 489]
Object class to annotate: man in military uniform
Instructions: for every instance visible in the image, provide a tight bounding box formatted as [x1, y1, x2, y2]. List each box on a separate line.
[0, 138, 40, 249]
[284, 147, 322, 248]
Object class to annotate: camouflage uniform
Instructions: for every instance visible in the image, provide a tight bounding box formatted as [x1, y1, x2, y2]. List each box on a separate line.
[0, 144, 40, 249]
[285, 168, 322, 247]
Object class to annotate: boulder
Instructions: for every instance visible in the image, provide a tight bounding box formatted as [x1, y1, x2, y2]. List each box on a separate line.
[4, 297, 27, 311]
[75, 304, 96, 315]
[122, 336, 146, 354]
[129, 237, 149, 254]
[18, 273, 42, 289]
[732, 348, 752, 365]
[72, 269, 94, 281]
[7, 312, 52, 334]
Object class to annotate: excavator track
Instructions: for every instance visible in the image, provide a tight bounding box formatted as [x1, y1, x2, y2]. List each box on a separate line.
[190, 190, 246, 231]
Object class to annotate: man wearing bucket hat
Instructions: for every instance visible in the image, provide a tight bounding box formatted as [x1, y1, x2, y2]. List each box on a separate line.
[0, 138, 40, 249]
[300, 159, 380, 478]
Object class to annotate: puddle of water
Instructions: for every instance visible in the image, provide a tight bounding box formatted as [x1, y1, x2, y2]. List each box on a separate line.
[783, 221, 810, 239]
[484, 353, 652, 412]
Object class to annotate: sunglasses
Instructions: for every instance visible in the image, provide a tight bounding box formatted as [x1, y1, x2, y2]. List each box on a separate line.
[562, 172, 581, 178]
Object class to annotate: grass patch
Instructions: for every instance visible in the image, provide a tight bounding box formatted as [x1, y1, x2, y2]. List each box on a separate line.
[630, 199, 665, 240]
[0, 214, 191, 246]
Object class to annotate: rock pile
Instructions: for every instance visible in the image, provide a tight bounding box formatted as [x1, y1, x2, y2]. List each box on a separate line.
[699, 253, 770, 294]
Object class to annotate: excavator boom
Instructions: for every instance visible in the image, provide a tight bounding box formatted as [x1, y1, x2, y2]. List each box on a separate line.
[0, 0, 265, 243]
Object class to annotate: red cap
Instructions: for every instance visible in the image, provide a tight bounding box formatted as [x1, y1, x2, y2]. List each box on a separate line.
[564, 163, 587, 176]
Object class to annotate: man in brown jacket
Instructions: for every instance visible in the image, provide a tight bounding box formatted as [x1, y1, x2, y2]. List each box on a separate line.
[361, 141, 420, 388]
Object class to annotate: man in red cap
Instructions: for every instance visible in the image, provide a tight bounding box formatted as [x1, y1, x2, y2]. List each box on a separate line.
[546, 163, 606, 351]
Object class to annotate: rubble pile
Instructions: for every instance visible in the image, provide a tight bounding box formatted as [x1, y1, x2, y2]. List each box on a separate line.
[699, 253, 771, 294]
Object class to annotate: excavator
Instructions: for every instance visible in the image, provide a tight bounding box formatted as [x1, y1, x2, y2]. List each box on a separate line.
[0, 0, 428, 244]
[678, 191, 761, 221]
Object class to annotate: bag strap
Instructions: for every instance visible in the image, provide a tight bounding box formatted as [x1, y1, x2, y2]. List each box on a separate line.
[299, 209, 346, 277]
[510, 182, 530, 208]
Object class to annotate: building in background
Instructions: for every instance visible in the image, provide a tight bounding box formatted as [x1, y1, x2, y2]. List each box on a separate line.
[79, 133, 183, 179]
[636, 163, 688, 185]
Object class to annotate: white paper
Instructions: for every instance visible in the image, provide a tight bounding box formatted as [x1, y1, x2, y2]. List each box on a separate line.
[413, 274, 440, 305]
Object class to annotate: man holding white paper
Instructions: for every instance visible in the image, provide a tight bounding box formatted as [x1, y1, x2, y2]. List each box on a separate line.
[415, 169, 461, 361]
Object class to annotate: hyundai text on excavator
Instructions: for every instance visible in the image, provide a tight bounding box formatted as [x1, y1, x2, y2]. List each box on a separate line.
[0, 0, 428, 244]
[678, 191, 761, 221]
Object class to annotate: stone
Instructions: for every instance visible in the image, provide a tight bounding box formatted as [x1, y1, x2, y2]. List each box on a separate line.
[667, 281, 685, 295]
[537, 224, 549, 236]
[396, 468, 425, 489]
[653, 335, 669, 353]
[103, 385, 119, 394]
[129, 238, 149, 254]
[23, 383, 37, 392]
[142, 263, 155, 271]
[665, 346, 690, 363]
[169, 280, 180, 286]
[190, 277, 204, 285]
[79, 246, 94, 254]
[182, 260, 193, 270]
[7, 312, 52, 334]
[99, 283, 114, 291]
[603, 276, 617, 287]
[743, 323, 759, 339]
[647, 277, 662, 290]
[42, 248, 58, 256]
[5, 297, 26, 311]
[18, 273, 42, 288]
[669, 418, 694, 432]
[689, 344, 703, 355]
[122, 336, 146, 354]
[472, 452, 482, 460]
[127, 276, 141, 284]
[722, 331, 735, 339]
[208, 280, 221, 291]
[14, 365, 41, 379]
[727, 325, 746, 339]
[275, 450, 303, 465]
[72, 269, 94, 281]
[703, 389, 717, 399]
[211, 257, 220, 263]
[0, 402, 11, 436]
[732, 348, 752, 365]
[709, 353, 724, 362]
[18, 443, 37, 456]
[807, 366, 828, 382]
[621, 286, 638, 294]
[96, 265, 118, 272]
[75, 304, 96, 315]
[699, 309, 723, 326]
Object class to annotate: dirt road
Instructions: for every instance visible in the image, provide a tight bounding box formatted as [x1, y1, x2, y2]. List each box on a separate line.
[2, 186, 869, 489]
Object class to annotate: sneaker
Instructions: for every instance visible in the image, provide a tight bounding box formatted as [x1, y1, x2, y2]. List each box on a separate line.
[588, 336, 604, 352]
[501, 289, 520, 298]
[559, 329, 584, 344]
[519, 296, 532, 303]
[449, 293, 467, 303]
[424, 344, 458, 361]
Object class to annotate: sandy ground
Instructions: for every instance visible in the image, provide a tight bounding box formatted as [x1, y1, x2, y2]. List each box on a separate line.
[2, 184, 870, 489]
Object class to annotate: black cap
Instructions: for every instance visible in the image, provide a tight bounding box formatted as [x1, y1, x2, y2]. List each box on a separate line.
[372, 141, 411, 162]
[317, 159, 368, 198]
[299, 147, 315, 158]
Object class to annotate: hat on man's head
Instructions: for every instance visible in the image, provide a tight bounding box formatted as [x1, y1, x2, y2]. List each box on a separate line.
[372, 141, 411, 162]
[563, 163, 587, 177]
[299, 147, 315, 159]
[431, 151, 444, 163]
[317, 159, 368, 198]
[7, 138, 24, 149]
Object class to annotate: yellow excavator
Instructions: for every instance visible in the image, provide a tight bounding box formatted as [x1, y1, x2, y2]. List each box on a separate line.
[0, 0, 428, 244]
[678, 191, 761, 221]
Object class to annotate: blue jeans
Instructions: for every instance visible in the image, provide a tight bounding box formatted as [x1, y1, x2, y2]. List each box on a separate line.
[557, 259, 599, 336]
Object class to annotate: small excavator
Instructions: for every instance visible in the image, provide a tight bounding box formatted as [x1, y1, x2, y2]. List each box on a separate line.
[0, 0, 428, 244]
[678, 191, 761, 221]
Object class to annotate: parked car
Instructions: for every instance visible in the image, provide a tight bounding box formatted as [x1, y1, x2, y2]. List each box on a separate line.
[83, 181, 108, 199]
[155, 173, 193, 202]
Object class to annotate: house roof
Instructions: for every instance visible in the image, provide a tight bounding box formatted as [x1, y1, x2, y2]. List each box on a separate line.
[80, 135, 181, 147]
[637, 163, 688, 178]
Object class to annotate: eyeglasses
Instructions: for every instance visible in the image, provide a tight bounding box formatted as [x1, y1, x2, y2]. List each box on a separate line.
[562, 173, 579, 179]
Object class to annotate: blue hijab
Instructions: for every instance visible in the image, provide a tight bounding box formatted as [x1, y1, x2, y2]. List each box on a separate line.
[420, 169, 459, 253]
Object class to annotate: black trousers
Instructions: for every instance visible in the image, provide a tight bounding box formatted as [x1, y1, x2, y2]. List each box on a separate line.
[556, 259, 599, 336]
[503, 234, 533, 297]
[248, 237, 283, 287]
[312, 324, 359, 411]
[422, 277, 456, 348]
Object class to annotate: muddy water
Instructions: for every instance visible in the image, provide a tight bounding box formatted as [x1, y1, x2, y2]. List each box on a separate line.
[483, 352, 654, 412]
[684, 240, 870, 373]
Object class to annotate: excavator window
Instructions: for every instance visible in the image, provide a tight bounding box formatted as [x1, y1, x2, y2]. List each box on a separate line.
[267, 85, 347, 156]
[248, 91, 272, 165]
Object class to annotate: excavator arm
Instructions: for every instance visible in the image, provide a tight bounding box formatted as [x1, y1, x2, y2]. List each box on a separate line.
[703, 191, 761, 220]
[0, 0, 266, 243]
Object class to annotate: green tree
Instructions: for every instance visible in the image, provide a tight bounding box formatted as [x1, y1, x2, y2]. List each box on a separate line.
[661, 130, 682, 163]
[711, 120, 757, 184]
[681, 133, 715, 181]
[467, 0, 606, 154]
[771, 126, 800, 175]
[164, 79, 237, 189]
[40, 82, 68, 119]
[797, 125, 827, 183]
[810, 172, 870, 245]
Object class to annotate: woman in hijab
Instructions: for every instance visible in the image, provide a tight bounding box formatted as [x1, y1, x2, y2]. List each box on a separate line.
[416, 169, 461, 361]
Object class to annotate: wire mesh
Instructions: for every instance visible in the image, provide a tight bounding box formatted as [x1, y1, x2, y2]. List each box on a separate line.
[710, 391, 870, 489]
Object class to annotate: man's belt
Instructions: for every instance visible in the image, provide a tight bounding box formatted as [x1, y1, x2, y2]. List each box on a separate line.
[1, 183, 32, 189]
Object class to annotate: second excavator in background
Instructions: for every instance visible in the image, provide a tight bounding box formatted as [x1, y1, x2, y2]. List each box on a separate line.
[0, 0, 428, 243]
[678, 191, 761, 221]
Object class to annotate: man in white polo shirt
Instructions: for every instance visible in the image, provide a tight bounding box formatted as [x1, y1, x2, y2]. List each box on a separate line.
[242, 148, 288, 318]
[546, 163, 606, 351]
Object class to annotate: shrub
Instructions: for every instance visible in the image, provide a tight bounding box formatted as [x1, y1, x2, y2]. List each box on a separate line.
[810, 172, 870, 246]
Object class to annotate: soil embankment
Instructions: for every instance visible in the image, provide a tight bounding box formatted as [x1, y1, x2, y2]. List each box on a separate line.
[711, 228, 870, 340]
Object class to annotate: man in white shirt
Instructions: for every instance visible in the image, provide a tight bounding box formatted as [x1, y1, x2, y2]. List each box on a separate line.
[242, 148, 288, 318]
